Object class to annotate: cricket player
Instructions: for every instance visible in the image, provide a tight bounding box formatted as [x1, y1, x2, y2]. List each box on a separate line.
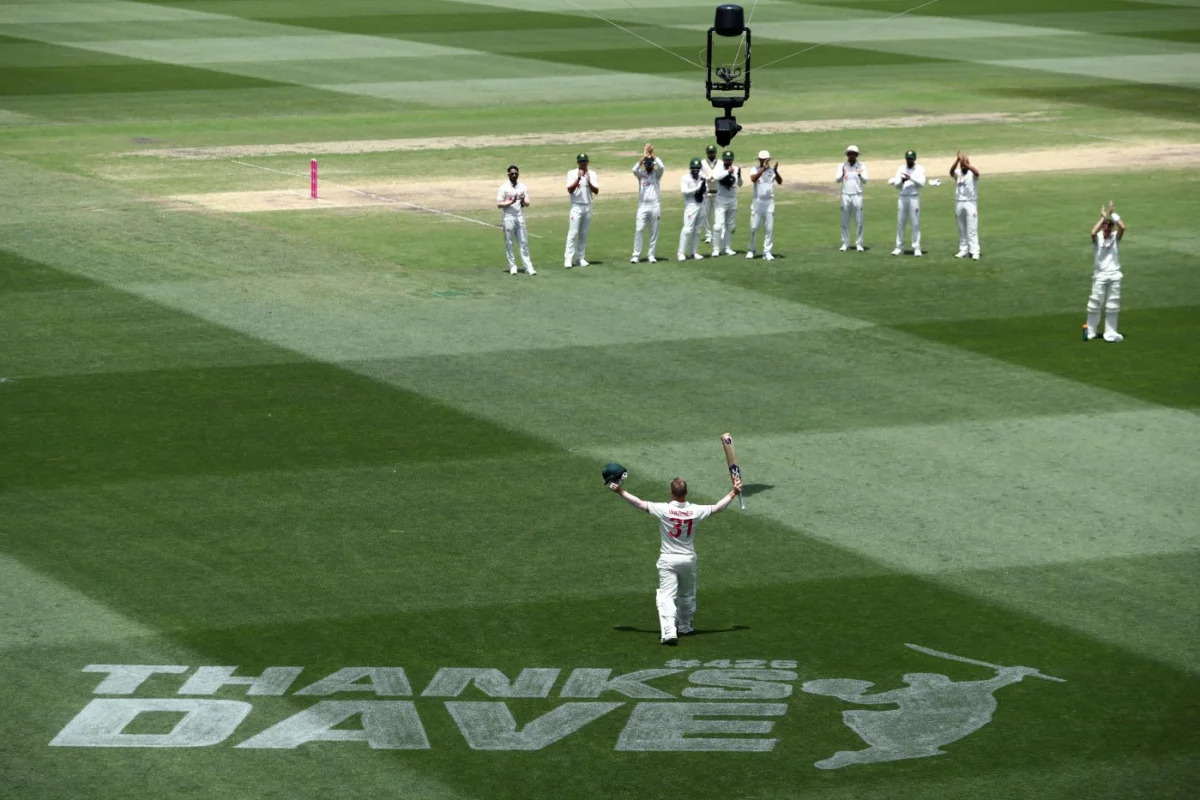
[631, 143, 664, 263]
[951, 151, 980, 260]
[700, 144, 720, 244]
[888, 149, 925, 257]
[608, 476, 743, 645]
[678, 157, 708, 261]
[711, 149, 743, 257]
[747, 150, 782, 260]
[837, 145, 868, 251]
[497, 164, 536, 275]
[1086, 201, 1126, 342]
[564, 153, 599, 268]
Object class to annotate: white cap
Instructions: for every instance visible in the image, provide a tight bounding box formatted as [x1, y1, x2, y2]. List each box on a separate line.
[845, 145, 859, 154]
[1109, 213, 1121, 222]
[758, 150, 770, 159]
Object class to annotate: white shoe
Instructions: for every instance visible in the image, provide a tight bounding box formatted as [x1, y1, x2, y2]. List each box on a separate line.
[525, 267, 536, 275]
[839, 245, 848, 251]
[1103, 331, 1124, 342]
[891, 247, 902, 256]
[954, 250, 967, 258]
[764, 253, 775, 261]
[704, 235, 712, 244]
[913, 248, 922, 257]
[578, 259, 589, 267]
[970, 254, 979, 260]
[1086, 327, 1099, 340]
[509, 267, 517, 274]
[855, 245, 864, 252]
[564, 261, 573, 268]
[677, 253, 686, 261]
[630, 256, 639, 263]
[693, 253, 705, 260]
[648, 255, 657, 263]
[746, 251, 755, 259]
[712, 251, 721, 258]
[724, 249, 736, 256]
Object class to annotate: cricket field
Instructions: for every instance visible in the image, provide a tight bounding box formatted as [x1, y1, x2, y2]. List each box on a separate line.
[1, 1, 1197, 798]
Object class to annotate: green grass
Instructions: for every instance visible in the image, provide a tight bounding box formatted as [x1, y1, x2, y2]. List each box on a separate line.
[1, 0, 1197, 798]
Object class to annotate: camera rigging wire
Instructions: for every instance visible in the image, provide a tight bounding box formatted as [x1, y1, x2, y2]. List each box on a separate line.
[754, 0, 941, 72]
[564, 0, 704, 70]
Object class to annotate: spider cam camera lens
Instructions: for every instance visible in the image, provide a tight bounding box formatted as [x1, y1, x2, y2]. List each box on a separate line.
[715, 115, 742, 147]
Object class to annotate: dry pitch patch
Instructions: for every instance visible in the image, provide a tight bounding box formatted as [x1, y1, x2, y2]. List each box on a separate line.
[169, 140, 1200, 215]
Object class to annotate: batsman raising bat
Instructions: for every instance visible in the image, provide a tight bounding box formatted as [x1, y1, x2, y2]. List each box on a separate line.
[605, 463, 742, 646]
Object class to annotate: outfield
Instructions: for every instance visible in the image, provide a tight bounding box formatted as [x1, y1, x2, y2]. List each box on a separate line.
[1, 1, 1198, 798]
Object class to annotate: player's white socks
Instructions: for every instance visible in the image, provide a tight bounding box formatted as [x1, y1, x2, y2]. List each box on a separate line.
[1087, 310, 1101, 335]
[1105, 311, 1119, 336]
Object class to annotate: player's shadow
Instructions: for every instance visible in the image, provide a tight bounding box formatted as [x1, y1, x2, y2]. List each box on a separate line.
[613, 625, 749, 636]
[742, 483, 773, 497]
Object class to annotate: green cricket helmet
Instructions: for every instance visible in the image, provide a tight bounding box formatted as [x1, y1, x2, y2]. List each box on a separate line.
[689, 157, 703, 169]
[602, 463, 628, 484]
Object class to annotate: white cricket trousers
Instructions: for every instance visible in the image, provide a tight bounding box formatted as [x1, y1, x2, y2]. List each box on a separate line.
[564, 205, 592, 264]
[678, 202, 704, 257]
[713, 199, 737, 253]
[703, 193, 715, 240]
[632, 203, 661, 259]
[1086, 276, 1121, 336]
[748, 200, 774, 255]
[955, 200, 979, 256]
[503, 215, 533, 270]
[656, 553, 697, 641]
[896, 196, 921, 249]
[841, 194, 864, 248]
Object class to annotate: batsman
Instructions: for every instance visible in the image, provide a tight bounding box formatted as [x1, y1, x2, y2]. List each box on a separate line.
[604, 463, 742, 646]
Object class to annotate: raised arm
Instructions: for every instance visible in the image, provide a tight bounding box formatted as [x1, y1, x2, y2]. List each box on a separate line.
[1091, 205, 1106, 240]
[710, 477, 743, 514]
[609, 483, 649, 511]
[773, 162, 782, 184]
[950, 151, 961, 178]
[1110, 200, 1125, 239]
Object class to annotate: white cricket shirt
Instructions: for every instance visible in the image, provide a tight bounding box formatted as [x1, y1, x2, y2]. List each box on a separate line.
[633, 158, 664, 205]
[681, 172, 706, 204]
[713, 163, 742, 200]
[646, 501, 716, 556]
[1093, 232, 1122, 279]
[752, 166, 778, 203]
[890, 163, 925, 197]
[836, 161, 867, 195]
[567, 168, 598, 205]
[701, 157, 720, 192]
[953, 169, 978, 203]
[497, 181, 529, 218]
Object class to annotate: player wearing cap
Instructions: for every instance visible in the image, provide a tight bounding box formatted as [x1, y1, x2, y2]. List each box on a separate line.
[678, 157, 708, 261]
[631, 143, 665, 263]
[1086, 200, 1126, 342]
[747, 150, 782, 260]
[497, 164, 536, 275]
[711, 149, 743, 257]
[836, 145, 868, 251]
[888, 149, 925, 257]
[950, 150, 980, 260]
[700, 145, 720, 244]
[564, 153, 599, 268]
[608, 475, 743, 645]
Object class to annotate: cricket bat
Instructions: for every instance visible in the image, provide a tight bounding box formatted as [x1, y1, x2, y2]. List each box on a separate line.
[721, 432, 747, 511]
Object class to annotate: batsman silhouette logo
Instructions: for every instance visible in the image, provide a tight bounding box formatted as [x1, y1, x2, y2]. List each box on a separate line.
[803, 643, 1065, 769]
